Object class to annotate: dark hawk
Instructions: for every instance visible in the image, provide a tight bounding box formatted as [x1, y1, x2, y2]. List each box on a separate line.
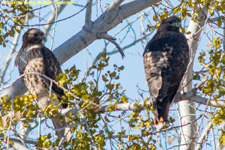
[143, 16, 189, 129]
[15, 28, 71, 140]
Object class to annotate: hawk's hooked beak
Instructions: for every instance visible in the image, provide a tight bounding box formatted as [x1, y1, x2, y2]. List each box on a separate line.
[172, 22, 181, 28]
[41, 35, 47, 44]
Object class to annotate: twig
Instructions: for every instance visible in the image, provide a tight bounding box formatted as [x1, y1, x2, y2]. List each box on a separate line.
[55, 120, 84, 132]
[0, 134, 37, 145]
[98, 0, 103, 13]
[157, 132, 163, 150]
[106, 31, 152, 56]
[85, 0, 93, 27]
[43, 0, 70, 34]
[20, 4, 88, 27]
[49, 5, 58, 51]
[194, 76, 208, 90]
[195, 122, 213, 150]
[99, 33, 125, 58]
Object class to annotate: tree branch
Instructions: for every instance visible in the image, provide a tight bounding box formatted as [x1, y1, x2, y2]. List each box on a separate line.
[195, 122, 213, 150]
[98, 33, 125, 58]
[179, 1, 208, 149]
[12, 142, 29, 150]
[108, 0, 124, 11]
[85, 0, 93, 27]
[0, 27, 21, 85]
[0, 133, 37, 145]
[53, 91, 225, 115]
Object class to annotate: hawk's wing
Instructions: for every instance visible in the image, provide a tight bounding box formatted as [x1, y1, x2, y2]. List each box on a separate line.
[41, 46, 67, 108]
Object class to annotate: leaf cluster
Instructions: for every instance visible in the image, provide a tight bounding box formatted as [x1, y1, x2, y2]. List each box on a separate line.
[0, 2, 33, 47]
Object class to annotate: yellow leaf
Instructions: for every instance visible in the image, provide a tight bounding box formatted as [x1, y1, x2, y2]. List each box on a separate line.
[222, 3, 225, 9]
[181, 27, 185, 34]
[146, 121, 151, 127]
[104, 115, 110, 122]
[117, 142, 121, 148]
[134, 125, 140, 130]
[218, 18, 222, 27]
[186, 31, 192, 35]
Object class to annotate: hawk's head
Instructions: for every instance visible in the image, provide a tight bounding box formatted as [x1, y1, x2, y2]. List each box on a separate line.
[158, 16, 181, 32]
[22, 28, 46, 45]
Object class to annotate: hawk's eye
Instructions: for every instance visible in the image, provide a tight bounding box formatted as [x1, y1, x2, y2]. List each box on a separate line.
[34, 33, 38, 37]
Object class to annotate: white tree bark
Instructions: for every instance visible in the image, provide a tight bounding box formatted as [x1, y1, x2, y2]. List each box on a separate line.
[0, 27, 21, 85]
[0, 0, 161, 100]
[195, 122, 213, 150]
[12, 142, 30, 150]
[179, 1, 208, 149]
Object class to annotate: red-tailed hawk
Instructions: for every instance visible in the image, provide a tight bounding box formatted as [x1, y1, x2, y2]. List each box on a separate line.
[15, 28, 71, 140]
[143, 16, 189, 129]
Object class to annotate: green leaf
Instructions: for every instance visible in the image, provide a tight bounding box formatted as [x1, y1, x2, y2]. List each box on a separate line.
[109, 72, 116, 78]
[102, 75, 108, 82]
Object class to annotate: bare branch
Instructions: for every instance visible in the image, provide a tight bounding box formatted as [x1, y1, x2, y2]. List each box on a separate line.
[207, 17, 220, 23]
[174, 91, 225, 107]
[98, 91, 225, 113]
[12, 142, 29, 150]
[98, 33, 125, 58]
[0, 27, 21, 85]
[43, 0, 70, 35]
[108, 0, 124, 12]
[107, 31, 152, 55]
[195, 122, 213, 150]
[57, 106, 80, 116]
[55, 119, 84, 132]
[0, 133, 37, 145]
[194, 76, 208, 89]
[98, 0, 104, 13]
[85, 0, 93, 27]
[99, 100, 151, 112]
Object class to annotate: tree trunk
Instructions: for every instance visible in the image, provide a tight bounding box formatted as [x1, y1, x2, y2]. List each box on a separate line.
[179, 2, 208, 149]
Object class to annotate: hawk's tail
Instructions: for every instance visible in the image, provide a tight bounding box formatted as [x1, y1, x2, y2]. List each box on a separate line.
[154, 102, 170, 130]
[52, 116, 72, 141]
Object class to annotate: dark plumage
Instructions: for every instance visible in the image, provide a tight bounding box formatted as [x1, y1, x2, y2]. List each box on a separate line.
[143, 16, 189, 129]
[15, 28, 71, 140]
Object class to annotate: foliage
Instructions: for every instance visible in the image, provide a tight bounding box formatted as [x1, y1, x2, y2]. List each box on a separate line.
[0, 1, 33, 47]
[0, 54, 157, 149]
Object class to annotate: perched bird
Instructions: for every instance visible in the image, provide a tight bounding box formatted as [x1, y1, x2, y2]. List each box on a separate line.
[15, 28, 71, 140]
[143, 16, 189, 129]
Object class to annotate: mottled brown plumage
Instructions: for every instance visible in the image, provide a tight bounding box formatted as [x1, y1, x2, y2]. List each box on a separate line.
[15, 28, 71, 140]
[143, 16, 189, 129]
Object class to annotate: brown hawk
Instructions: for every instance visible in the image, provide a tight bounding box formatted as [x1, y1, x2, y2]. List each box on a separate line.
[15, 28, 71, 140]
[143, 16, 189, 129]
